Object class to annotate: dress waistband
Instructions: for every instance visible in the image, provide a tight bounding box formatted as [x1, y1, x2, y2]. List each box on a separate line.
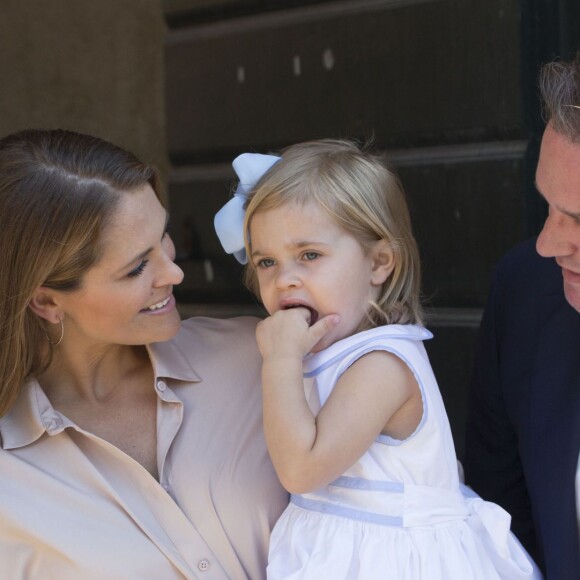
[291, 476, 469, 528]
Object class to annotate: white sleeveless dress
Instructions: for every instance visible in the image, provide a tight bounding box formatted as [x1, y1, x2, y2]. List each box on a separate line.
[267, 324, 542, 580]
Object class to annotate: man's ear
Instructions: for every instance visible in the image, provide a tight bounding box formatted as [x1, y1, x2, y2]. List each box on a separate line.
[29, 287, 62, 323]
[370, 240, 395, 286]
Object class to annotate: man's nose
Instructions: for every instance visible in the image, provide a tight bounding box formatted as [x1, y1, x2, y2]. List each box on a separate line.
[536, 210, 576, 259]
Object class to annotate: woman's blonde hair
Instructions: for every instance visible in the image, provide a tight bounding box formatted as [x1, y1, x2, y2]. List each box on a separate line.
[242, 139, 422, 327]
[0, 129, 161, 417]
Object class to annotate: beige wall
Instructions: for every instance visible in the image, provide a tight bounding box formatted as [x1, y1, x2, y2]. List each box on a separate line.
[163, 0, 243, 13]
[0, 0, 167, 180]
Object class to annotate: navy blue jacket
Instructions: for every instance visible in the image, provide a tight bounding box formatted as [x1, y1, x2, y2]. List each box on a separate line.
[465, 238, 580, 579]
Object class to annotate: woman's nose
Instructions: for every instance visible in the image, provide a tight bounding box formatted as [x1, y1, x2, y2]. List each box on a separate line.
[156, 236, 185, 286]
[166, 259, 185, 286]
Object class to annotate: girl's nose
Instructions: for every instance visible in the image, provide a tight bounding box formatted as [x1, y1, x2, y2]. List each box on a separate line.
[275, 263, 302, 290]
[536, 210, 576, 259]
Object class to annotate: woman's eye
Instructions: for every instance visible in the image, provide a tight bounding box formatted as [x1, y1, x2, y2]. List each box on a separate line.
[128, 259, 149, 278]
[303, 252, 320, 261]
[257, 258, 275, 268]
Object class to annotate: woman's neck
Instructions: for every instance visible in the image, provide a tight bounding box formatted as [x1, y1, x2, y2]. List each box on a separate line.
[38, 343, 150, 406]
[37, 342, 159, 479]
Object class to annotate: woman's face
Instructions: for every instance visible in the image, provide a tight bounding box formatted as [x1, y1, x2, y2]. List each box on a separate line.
[55, 184, 184, 349]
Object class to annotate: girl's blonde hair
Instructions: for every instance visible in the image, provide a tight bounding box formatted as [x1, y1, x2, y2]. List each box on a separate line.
[0, 129, 161, 417]
[243, 139, 422, 327]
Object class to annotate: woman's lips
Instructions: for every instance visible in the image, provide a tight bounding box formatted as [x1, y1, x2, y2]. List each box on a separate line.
[141, 294, 175, 314]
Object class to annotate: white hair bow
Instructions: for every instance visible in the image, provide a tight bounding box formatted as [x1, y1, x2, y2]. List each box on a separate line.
[214, 153, 280, 264]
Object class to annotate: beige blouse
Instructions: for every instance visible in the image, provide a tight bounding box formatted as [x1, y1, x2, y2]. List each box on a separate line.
[0, 316, 288, 579]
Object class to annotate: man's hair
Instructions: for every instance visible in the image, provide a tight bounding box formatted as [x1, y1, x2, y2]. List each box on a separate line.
[539, 52, 580, 141]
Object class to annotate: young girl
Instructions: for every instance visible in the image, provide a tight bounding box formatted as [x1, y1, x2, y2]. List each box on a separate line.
[214, 140, 541, 579]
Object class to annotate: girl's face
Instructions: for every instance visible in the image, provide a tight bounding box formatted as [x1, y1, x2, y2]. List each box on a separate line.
[54, 185, 184, 349]
[249, 200, 388, 351]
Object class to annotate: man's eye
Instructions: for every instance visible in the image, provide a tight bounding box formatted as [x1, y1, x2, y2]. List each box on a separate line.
[128, 259, 149, 278]
[303, 252, 320, 261]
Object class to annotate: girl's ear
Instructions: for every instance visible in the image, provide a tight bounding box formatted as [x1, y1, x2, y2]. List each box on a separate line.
[370, 240, 395, 286]
[29, 287, 63, 323]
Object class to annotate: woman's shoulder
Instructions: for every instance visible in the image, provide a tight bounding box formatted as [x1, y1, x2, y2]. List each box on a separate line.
[151, 316, 262, 378]
[179, 315, 260, 334]
[173, 316, 261, 352]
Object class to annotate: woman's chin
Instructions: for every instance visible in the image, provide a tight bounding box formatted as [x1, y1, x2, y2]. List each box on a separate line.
[144, 313, 182, 344]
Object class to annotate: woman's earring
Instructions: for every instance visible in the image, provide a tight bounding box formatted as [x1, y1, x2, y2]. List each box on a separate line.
[45, 317, 64, 346]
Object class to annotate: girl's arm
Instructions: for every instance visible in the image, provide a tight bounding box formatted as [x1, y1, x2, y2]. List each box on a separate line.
[257, 308, 422, 494]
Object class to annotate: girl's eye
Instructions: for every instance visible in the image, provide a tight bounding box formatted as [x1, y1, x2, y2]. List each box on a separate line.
[303, 251, 320, 261]
[257, 258, 275, 268]
[128, 259, 149, 278]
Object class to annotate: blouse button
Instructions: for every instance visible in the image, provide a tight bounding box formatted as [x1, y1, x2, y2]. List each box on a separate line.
[198, 559, 210, 571]
[157, 380, 167, 392]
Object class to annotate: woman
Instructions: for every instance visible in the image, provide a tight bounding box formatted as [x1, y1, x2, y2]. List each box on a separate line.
[0, 129, 287, 579]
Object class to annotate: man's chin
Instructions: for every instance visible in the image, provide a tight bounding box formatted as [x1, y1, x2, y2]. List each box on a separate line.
[563, 282, 580, 313]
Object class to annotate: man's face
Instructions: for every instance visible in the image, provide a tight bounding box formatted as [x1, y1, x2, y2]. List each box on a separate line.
[536, 124, 580, 312]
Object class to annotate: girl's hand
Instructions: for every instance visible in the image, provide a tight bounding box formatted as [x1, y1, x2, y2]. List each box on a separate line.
[256, 308, 340, 360]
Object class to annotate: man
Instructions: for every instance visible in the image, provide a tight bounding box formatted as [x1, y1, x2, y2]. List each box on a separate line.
[464, 54, 580, 580]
